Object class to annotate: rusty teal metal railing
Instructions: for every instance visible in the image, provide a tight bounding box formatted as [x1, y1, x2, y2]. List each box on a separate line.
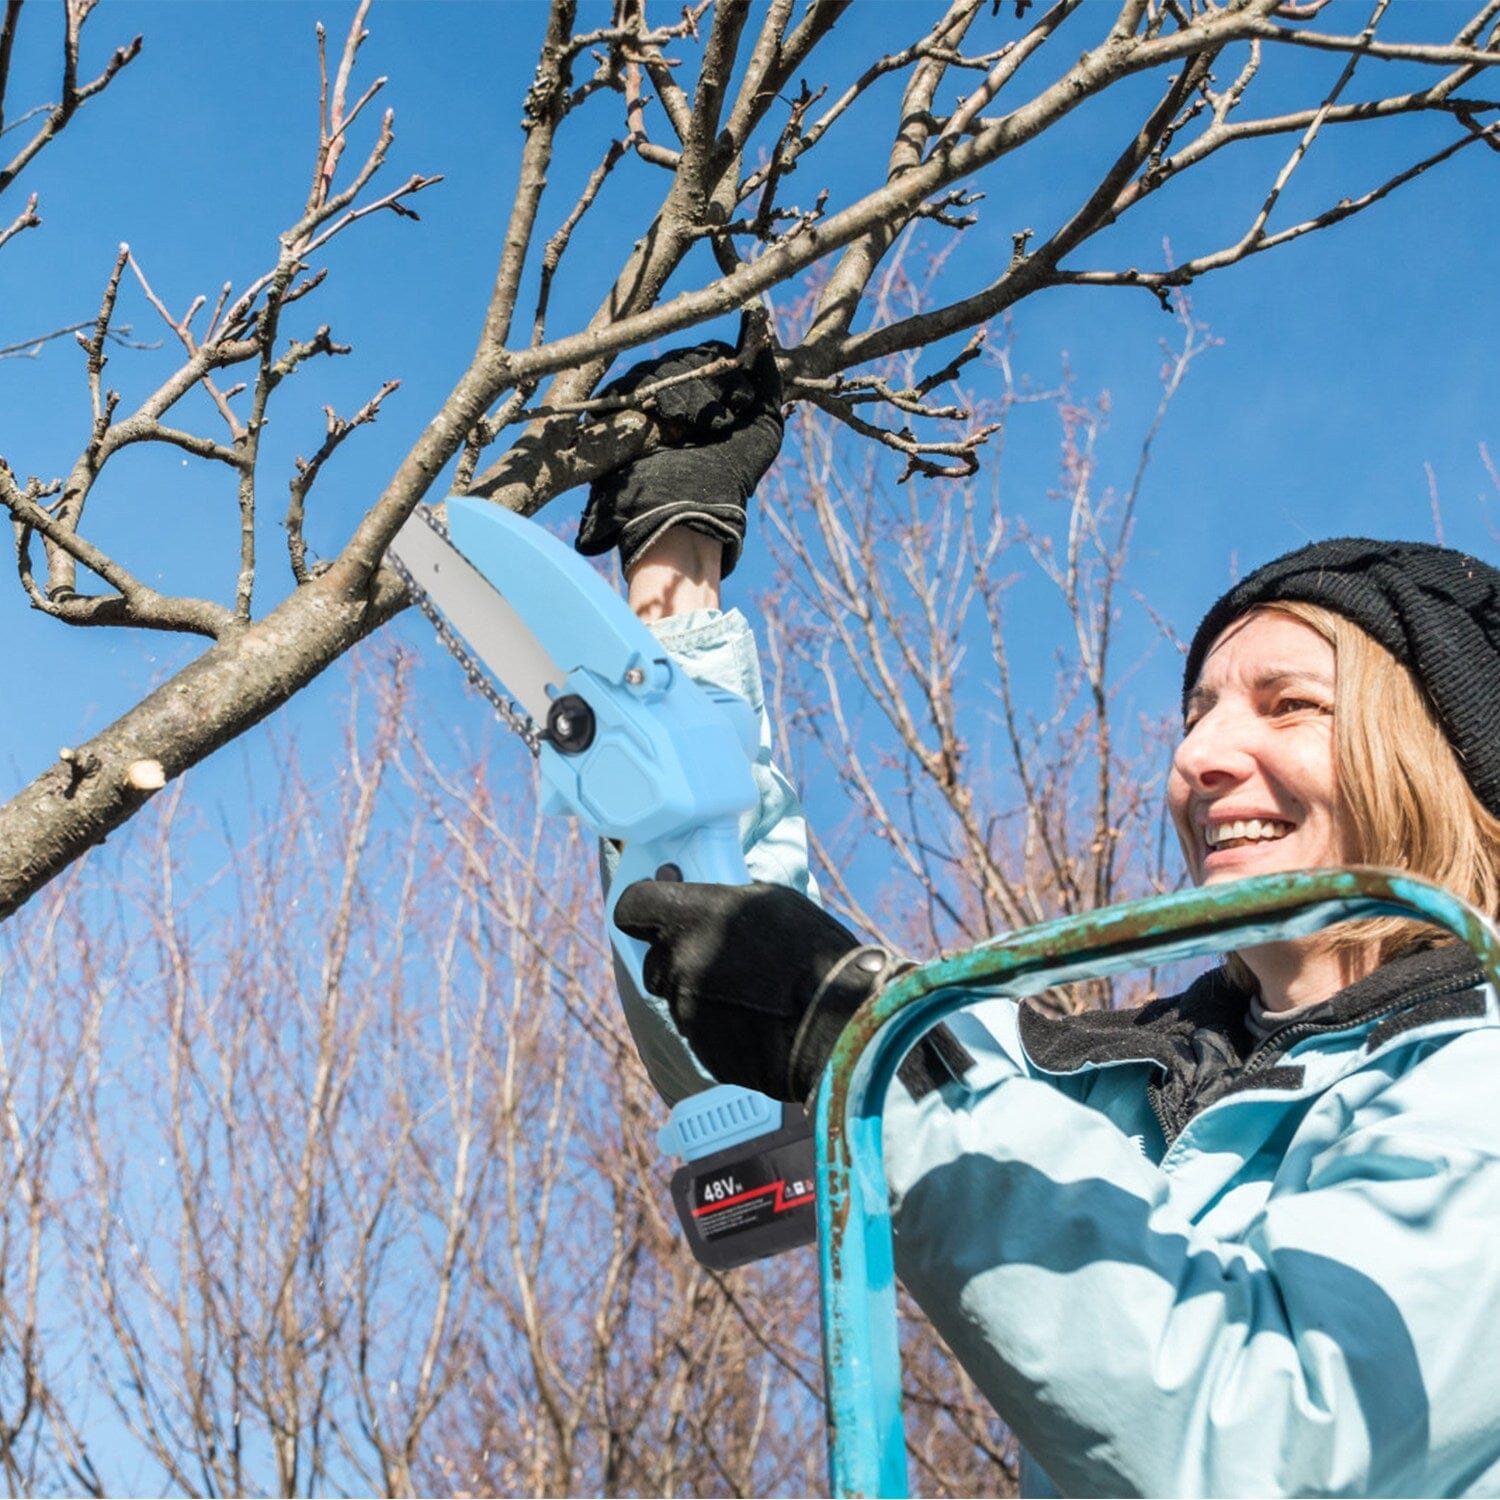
[811, 868, 1500, 1498]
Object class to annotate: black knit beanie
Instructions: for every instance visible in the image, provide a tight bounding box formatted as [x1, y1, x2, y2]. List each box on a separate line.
[1183, 538, 1500, 817]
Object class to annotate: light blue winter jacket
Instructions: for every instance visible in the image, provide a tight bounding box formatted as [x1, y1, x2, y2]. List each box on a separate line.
[625, 609, 1500, 1499]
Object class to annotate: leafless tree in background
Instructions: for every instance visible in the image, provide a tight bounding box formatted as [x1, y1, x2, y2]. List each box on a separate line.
[0, 661, 839, 1496]
[1, 0, 1497, 916]
[0, 869, 110, 1496]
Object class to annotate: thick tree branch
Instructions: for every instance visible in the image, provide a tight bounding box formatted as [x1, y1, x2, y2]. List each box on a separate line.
[674, 0, 751, 205]
[722, 0, 797, 148]
[0, 564, 407, 919]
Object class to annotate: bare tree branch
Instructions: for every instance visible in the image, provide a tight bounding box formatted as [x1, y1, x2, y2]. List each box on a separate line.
[0, 185, 35, 248]
[0, 316, 154, 362]
[287, 381, 401, 585]
[0, 2, 141, 198]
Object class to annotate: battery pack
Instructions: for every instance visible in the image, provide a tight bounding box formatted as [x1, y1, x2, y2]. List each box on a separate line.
[659, 1085, 818, 1271]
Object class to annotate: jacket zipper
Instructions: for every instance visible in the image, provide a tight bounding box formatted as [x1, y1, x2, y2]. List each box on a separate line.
[1237, 969, 1482, 1079]
[1153, 969, 1484, 1146]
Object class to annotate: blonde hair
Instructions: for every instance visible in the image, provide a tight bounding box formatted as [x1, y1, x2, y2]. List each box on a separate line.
[1220, 601, 1500, 981]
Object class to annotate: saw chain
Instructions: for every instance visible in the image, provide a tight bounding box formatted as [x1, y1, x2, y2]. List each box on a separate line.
[387, 502, 546, 756]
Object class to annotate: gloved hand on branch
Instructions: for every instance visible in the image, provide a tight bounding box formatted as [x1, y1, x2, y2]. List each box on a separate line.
[613, 878, 908, 1103]
[575, 315, 783, 579]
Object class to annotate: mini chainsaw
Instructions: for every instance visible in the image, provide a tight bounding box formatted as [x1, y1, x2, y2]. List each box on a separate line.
[389, 498, 817, 1266]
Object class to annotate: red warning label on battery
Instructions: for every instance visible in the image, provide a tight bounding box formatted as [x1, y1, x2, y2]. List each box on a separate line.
[691, 1159, 816, 1240]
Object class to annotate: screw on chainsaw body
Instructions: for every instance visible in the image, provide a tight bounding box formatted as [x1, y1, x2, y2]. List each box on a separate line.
[546, 693, 596, 754]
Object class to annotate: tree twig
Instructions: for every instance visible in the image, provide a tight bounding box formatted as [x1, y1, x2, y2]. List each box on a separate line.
[286, 381, 401, 584]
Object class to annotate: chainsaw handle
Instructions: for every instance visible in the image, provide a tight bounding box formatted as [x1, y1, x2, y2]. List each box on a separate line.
[606, 814, 751, 973]
[602, 791, 753, 1096]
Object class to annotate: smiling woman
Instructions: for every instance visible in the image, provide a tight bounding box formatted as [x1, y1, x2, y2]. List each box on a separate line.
[1178, 545, 1500, 1015]
[600, 396, 1500, 1494]
[1170, 608, 1350, 1009]
[1172, 610, 1342, 885]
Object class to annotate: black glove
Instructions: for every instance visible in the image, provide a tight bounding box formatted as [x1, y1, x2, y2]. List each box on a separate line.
[613, 879, 902, 1102]
[576, 330, 783, 578]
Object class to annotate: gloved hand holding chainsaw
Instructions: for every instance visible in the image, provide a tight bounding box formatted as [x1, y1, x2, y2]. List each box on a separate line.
[614, 878, 909, 1105]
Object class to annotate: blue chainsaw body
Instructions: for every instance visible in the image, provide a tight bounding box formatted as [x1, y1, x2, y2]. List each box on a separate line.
[444, 498, 758, 1032]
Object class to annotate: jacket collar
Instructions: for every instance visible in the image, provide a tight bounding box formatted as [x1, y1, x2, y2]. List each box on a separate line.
[1018, 943, 1490, 1144]
[1019, 943, 1488, 1079]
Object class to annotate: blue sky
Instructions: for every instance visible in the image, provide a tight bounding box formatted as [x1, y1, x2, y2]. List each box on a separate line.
[0, 0, 1496, 857]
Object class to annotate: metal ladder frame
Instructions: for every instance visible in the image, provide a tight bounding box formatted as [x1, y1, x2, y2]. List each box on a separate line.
[811, 867, 1500, 1497]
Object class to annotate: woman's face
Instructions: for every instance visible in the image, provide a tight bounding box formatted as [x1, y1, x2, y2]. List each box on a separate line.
[1169, 609, 1346, 886]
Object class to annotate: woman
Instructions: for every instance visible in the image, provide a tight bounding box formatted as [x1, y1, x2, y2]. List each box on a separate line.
[586, 349, 1500, 1494]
